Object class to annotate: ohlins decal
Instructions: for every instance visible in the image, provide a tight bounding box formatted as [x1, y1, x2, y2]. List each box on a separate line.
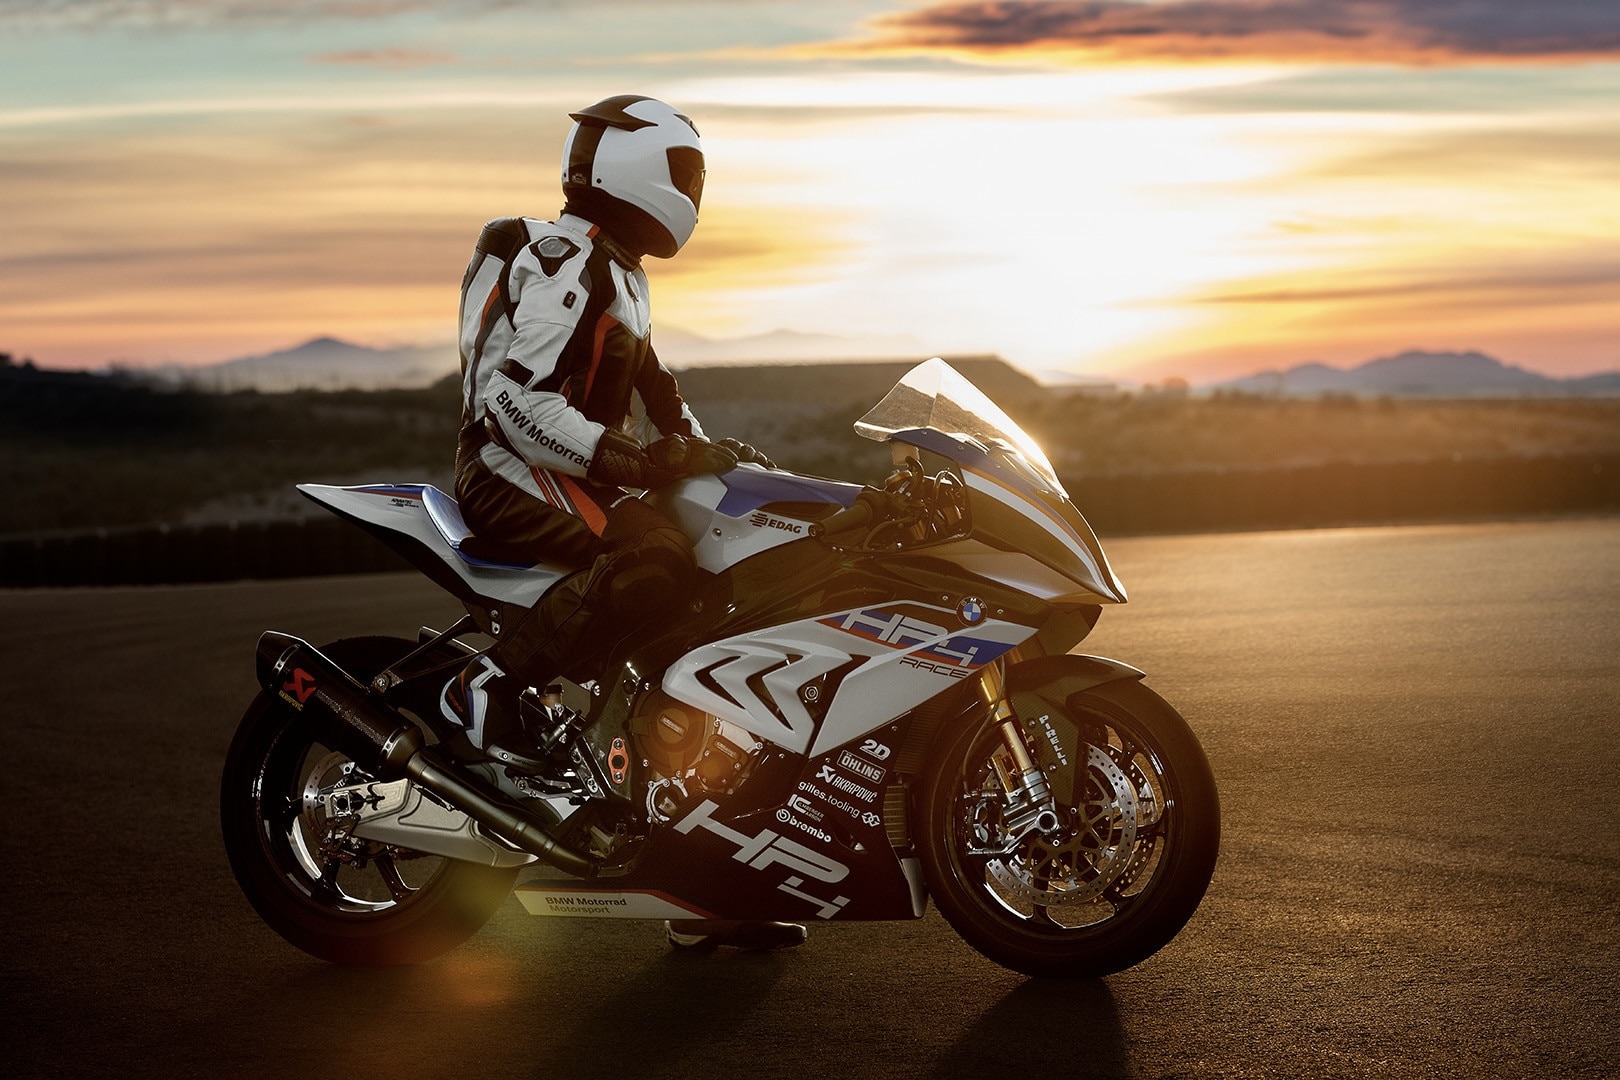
[748, 511, 804, 535]
[675, 799, 851, 919]
[495, 389, 590, 468]
[838, 750, 886, 785]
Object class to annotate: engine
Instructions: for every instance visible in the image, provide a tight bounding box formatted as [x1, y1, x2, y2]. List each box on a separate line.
[630, 689, 763, 816]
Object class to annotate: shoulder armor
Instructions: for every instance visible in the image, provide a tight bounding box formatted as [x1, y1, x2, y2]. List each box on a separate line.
[475, 217, 530, 262]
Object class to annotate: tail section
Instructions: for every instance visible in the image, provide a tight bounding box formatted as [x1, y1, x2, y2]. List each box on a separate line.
[297, 484, 567, 612]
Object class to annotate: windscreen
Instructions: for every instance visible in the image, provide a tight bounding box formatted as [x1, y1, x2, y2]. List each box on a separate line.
[854, 358, 1063, 493]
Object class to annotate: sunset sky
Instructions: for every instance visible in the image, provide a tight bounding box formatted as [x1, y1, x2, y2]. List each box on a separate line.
[3, 0, 1618, 383]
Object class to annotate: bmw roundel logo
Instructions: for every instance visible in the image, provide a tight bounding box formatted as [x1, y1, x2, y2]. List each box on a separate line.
[958, 597, 985, 625]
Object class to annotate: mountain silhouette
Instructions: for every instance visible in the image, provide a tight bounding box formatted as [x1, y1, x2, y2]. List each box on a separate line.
[1216, 350, 1618, 397]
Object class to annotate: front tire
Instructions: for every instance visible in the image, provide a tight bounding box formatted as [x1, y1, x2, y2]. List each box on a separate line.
[221, 636, 519, 965]
[918, 677, 1219, 978]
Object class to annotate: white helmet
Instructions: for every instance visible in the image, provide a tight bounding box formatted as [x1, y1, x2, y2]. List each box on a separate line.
[561, 95, 705, 259]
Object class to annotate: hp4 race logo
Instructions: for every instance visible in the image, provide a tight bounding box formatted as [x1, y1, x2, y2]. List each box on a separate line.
[674, 799, 851, 919]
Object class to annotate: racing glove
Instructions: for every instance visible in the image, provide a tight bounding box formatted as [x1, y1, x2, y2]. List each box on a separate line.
[717, 438, 775, 470]
[588, 429, 737, 490]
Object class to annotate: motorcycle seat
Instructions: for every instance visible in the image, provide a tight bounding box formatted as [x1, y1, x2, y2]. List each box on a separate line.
[421, 486, 538, 571]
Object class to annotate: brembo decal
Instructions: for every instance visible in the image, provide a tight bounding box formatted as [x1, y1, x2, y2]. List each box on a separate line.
[675, 799, 851, 919]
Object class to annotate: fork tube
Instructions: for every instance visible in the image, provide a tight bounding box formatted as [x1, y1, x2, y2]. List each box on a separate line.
[980, 663, 1054, 806]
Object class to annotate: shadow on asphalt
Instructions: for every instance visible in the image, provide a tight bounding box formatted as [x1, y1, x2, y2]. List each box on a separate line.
[932, 979, 1127, 1078]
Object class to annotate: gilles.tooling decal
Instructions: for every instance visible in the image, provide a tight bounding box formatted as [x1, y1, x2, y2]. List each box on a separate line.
[794, 783, 883, 830]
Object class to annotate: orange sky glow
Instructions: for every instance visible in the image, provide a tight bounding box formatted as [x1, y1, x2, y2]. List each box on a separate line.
[2, 1, 1617, 383]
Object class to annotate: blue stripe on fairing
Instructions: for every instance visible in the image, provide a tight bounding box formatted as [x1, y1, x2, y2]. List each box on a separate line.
[917, 635, 1017, 667]
[714, 469, 862, 517]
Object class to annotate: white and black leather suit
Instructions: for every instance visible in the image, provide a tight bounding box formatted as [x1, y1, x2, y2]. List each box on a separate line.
[453, 210, 715, 685]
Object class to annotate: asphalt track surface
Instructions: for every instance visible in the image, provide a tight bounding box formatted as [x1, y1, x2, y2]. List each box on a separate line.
[4, 518, 1618, 1079]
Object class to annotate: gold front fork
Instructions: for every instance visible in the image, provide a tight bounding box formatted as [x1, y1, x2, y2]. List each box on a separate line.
[981, 662, 1054, 808]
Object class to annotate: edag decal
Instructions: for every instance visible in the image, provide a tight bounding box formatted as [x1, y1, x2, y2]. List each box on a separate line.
[748, 511, 804, 535]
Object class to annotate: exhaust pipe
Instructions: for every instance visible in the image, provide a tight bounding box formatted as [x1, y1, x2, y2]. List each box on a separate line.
[255, 631, 597, 879]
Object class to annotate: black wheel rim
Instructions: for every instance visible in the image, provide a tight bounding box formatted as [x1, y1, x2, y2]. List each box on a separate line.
[249, 711, 451, 918]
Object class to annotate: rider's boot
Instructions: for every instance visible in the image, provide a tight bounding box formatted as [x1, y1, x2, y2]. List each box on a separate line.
[440, 570, 605, 769]
[666, 920, 809, 951]
[439, 655, 554, 769]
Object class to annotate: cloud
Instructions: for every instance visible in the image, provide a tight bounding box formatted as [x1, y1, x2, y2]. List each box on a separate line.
[1, 1, 434, 30]
[1194, 260, 1620, 306]
[310, 48, 459, 68]
[830, 0, 1620, 66]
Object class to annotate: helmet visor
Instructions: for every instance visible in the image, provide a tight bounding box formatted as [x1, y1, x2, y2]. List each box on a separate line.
[666, 146, 705, 213]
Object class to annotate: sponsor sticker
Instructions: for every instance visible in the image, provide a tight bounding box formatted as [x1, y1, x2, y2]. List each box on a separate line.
[815, 765, 879, 803]
[838, 750, 886, 785]
[748, 511, 805, 535]
[279, 668, 317, 710]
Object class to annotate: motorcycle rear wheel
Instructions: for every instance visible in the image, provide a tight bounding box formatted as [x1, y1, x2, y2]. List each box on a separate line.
[220, 636, 519, 966]
[918, 676, 1219, 978]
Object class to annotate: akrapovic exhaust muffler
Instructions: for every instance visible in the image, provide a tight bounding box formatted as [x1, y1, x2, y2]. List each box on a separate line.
[255, 631, 596, 879]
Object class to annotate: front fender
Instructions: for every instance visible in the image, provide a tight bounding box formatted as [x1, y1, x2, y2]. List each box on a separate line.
[1005, 653, 1146, 723]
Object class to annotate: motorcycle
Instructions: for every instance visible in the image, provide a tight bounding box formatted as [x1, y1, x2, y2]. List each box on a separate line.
[221, 358, 1219, 978]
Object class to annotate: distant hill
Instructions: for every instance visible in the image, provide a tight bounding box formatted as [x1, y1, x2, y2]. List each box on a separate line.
[654, 326, 931, 366]
[144, 327, 938, 392]
[148, 337, 458, 392]
[673, 354, 1042, 407]
[1216, 350, 1620, 397]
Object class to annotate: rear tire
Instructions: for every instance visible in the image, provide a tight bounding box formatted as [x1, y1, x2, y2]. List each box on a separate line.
[221, 636, 519, 966]
[918, 677, 1219, 978]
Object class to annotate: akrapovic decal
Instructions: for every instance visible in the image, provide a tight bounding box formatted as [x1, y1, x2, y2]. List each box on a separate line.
[814, 764, 879, 802]
[279, 668, 317, 710]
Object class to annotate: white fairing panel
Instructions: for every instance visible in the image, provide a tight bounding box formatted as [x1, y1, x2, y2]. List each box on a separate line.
[662, 602, 1036, 757]
[298, 484, 567, 608]
[649, 465, 859, 575]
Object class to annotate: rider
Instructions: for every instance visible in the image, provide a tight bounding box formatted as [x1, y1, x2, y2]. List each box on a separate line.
[443, 94, 801, 951]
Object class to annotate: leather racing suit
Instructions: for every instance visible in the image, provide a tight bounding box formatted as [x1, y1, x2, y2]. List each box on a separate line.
[453, 211, 706, 689]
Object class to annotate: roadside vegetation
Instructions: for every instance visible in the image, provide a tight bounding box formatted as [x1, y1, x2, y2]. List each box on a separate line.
[3, 358, 1618, 534]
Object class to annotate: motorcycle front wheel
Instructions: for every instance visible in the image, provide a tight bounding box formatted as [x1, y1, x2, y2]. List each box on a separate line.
[918, 676, 1219, 979]
[220, 636, 519, 966]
